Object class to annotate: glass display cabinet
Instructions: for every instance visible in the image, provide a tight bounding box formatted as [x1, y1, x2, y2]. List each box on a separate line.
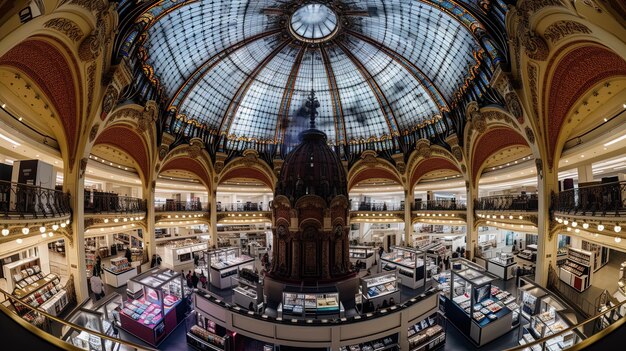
[487, 252, 517, 280]
[445, 259, 514, 347]
[559, 247, 593, 292]
[280, 286, 342, 318]
[407, 311, 446, 351]
[119, 268, 187, 346]
[360, 270, 401, 308]
[381, 246, 433, 289]
[103, 256, 137, 288]
[339, 333, 399, 351]
[205, 247, 255, 289]
[349, 245, 376, 269]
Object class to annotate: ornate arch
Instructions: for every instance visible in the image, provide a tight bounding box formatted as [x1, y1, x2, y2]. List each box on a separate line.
[409, 158, 461, 190]
[160, 157, 212, 192]
[348, 151, 403, 191]
[543, 42, 626, 167]
[470, 126, 529, 186]
[217, 150, 276, 189]
[406, 139, 465, 190]
[93, 125, 150, 184]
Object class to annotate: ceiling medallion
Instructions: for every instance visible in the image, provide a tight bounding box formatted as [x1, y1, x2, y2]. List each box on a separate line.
[289, 3, 339, 43]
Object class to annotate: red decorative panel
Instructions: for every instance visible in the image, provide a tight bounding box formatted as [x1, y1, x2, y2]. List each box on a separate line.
[161, 158, 211, 190]
[546, 45, 626, 166]
[471, 127, 528, 182]
[220, 168, 272, 188]
[298, 207, 323, 224]
[0, 38, 79, 159]
[410, 158, 460, 189]
[349, 168, 401, 189]
[94, 126, 148, 181]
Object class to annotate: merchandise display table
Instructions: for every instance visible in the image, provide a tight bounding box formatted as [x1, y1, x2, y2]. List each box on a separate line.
[487, 253, 516, 280]
[103, 267, 137, 288]
[206, 247, 255, 289]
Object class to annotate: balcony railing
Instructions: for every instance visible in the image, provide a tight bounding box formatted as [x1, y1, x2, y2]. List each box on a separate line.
[475, 194, 538, 211]
[0, 180, 70, 218]
[351, 202, 404, 211]
[216, 202, 269, 212]
[154, 200, 206, 212]
[413, 199, 466, 211]
[554, 181, 626, 216]
[84, 191, 146, 213]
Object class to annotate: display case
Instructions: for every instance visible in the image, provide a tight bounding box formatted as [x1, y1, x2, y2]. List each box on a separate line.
[517, 249, 536, 263]
[60, 292, 123, 348]
[360, 271, 401, 308]
[280, 286, 342, 318]
[381, 246, 434, 289]
[339, 333, 399, 351]
[518, 297, 575, 350]
[103, 256, 137, 288]
[158, 240, 208, 271]
[559, 247, 593, 292]
[349, 245, 376, 269]
[407, 311, 446, 351]
[119, 268, 187, 346]
[205, 247, 255, 289]
[581, 240, 610, 272]
[232, 268, 263, 311]
[186, 310, 232, 351]
[444, 259, 513, 347]
[487, 252, 517, 280]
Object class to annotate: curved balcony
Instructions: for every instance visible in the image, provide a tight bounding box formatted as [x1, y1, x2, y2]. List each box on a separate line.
[0, 180, 70, 219]
[84, 191, 146, 214]
[154, 200, 206, 212]
[216, 202, 270, 212]
[554, 181, 625, 217]
[475, 194, 538, 212]
[351, 201, 404, 211]
[413, 199, 466, 211]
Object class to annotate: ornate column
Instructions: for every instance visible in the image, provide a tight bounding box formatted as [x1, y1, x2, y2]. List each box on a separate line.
[144, 182, 156, 262]
[466, 180, 479, 259]
[210, 189, 218, 248]
[63, 158, 88, 303]
[535, 159, 558, 287]
[322, 237, 330, 278]
[291, 238, 300, 279]
[404, 189, 414, 246]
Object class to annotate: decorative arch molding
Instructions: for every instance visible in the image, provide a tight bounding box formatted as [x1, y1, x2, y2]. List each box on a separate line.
[544, 42, 626, 167]
[217, 150, 276, 189]
[406, 139, 465, 189]
[409, 158, 461, 190]
[348, 150, 403, 191]
[93, 125, 150, 183]
[0, 36, 81, 165]
[105, 101, 158, 140]
[470, 126, 530, 186]
[160, 157, 212, 192]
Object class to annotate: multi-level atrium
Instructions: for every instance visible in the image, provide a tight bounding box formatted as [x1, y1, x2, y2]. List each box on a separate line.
[0, 0, 625, 350]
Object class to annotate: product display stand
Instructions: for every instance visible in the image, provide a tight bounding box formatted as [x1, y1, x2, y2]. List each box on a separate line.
[339, 333, 399, 351]
[103, 257, 137, 288]
[205, 247, 255, 289]
[186, 310, 232, 351]
[349, 245, 376, 269]
[487, 252, 517, 280]
[407, 311, 446, 351]
[280, 286, 342, 318]
[559, 247, 593, 292]
[232, 269, 263, 311]
[444, 259, 513, 347]
[360, 270, 401, 309]
[381, 246, 433, 289]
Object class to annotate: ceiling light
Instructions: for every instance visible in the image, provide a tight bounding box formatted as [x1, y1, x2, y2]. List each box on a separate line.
[604, 133, 626, 146]
[60, 222, 66, 228]
[103, 219, 109, 224]
[0, 132, 21, 146]
[41, 233, 47, 238]
[22, 227, 29, 235]
[1, 227, 9, 236]
[616, 237, 622, 243]
[598, 223, 605, 231]
[563, 220, 569, 225]
[582, 223, 589, 229]
[16, 238, 22, 244]
[616, 225, 622, 233]
[66, 219, 70, 224]
[575, 228, 580, 233]
[48, 232, 54, 237]
[571, 222, 577, 227]
[39, 225, 46, 233]
[567, 227, 572, 232]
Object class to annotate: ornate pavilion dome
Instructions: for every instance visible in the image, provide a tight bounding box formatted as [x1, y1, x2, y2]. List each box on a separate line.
[129, 0, 504, 150]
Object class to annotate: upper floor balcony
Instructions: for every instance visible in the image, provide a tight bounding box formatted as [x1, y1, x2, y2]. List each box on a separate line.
[84, 191, 146, 214]
[351, 201, 404, 212]
[554, 180, 625, 217]
[475, 194, 538, 212]
[154, 200, 207, 212]
[0, 180, 71, 219]
[216, 202, 270, 212]
[413, 199, 466, 211]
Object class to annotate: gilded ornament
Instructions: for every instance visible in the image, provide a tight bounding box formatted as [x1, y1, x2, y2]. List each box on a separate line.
[44, 18, 83, 42]
[543, 21, 591, 43]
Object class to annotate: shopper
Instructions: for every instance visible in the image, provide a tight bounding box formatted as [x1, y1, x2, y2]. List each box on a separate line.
[382, 299, 389, 308]
[125, 247, 133, 263]
[151, 254, 158, 268]
[186, 270, 193, 288]
[199, 272, 208, 289]
[379, 246, 384, 258]
[95, 255, 102, 277]
[192, 271, 199, 288]
[90, 271, 105, 301]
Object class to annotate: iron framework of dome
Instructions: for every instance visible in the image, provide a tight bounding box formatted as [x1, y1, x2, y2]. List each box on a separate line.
[121, 0, 508, 152]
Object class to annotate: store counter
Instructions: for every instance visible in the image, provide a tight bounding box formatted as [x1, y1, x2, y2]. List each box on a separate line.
[103, 266, 137, 288]
[487, 255, 517, 280]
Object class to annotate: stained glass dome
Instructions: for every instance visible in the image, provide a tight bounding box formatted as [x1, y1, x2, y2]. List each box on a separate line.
[133, 0, 500, 149]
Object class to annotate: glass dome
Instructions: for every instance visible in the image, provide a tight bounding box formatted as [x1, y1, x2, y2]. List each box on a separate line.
[134, 0, 499, 149]
[290, 4, 338, 42]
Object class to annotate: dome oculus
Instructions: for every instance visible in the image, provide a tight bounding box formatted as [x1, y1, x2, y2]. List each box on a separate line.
[290, 3, 338, 42]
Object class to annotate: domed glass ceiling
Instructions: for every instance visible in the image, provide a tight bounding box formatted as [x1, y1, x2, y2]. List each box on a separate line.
[138, 0, 493, 147]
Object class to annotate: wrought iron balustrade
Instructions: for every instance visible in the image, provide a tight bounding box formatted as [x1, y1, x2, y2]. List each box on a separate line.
[84, 191, 146, 213]
[475, 194, 539, 211]
[413, 199, 466, 211]
[350, 201, 403, 211]
[554, 181, 626, 216]
[216, 202, 269, 212]
[0, 180, 70, 218]
[154, 200, 206, 212]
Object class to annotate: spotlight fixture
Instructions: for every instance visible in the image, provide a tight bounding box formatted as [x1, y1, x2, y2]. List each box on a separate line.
[598, 223, 605, 231]
[571, 222, 577, 228]
[1, 226, 9, 236]
[563, 220, 569, 225]
[113, 218, 119, 223]
[566, 227, 571, 232]
[509, 215, 513, 220]
[39, 225, 46, 233]
[52, 224, 59, 231]
[616, 225, 622, 233]
[616, 237, 622, 243]
[575, 229, 580, 233]
[41, 233, 47, 238]
[48, 232, 53, 237]
[66, 219, 70, 225]
[104, 219, 109, 224]
[16, 238, 22, 244]
[582, 223, 589, 229]
[518, 216, 523, 220]
[22, 227, 29, 235]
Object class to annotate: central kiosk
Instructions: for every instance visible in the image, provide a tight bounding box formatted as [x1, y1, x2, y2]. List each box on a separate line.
[263, 89, 358, 315]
